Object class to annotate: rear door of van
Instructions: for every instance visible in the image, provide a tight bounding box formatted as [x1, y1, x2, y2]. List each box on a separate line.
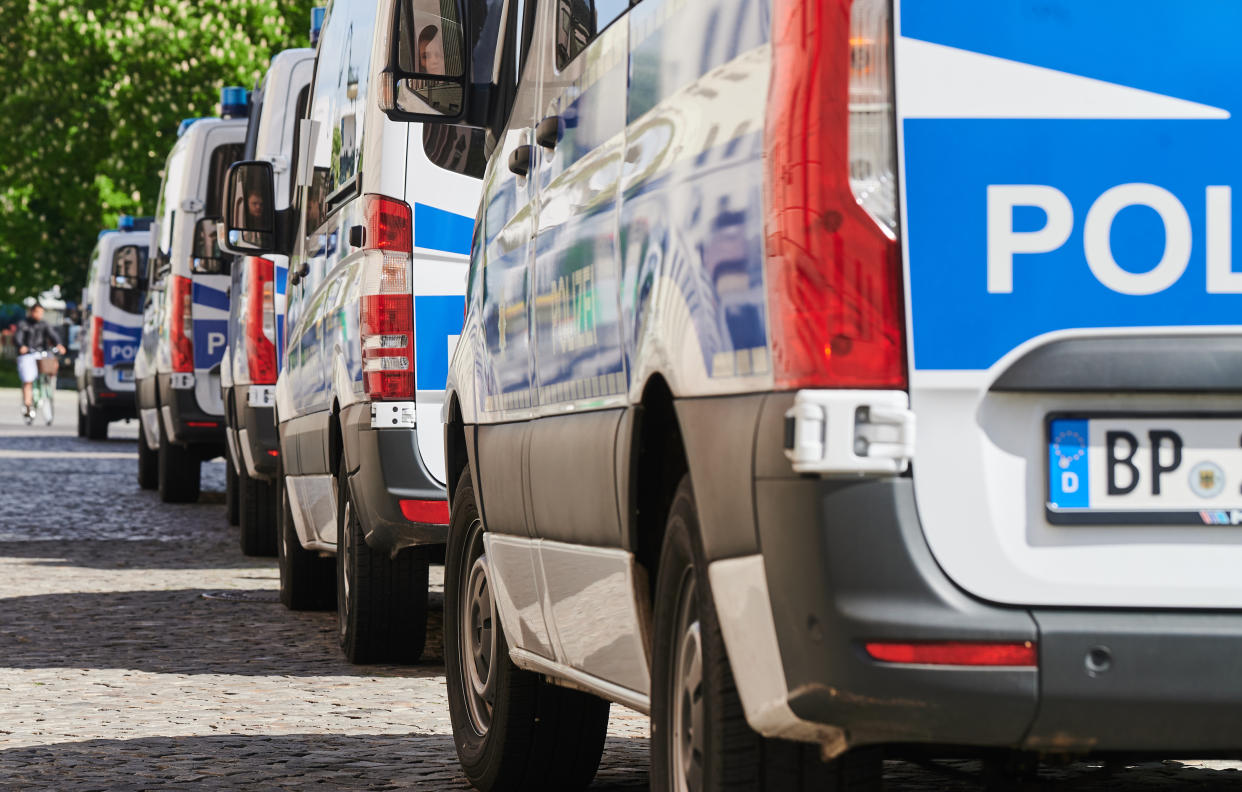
[895, 0, 1242, 609]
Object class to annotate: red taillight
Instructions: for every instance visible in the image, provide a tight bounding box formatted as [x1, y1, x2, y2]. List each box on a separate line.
[91, 315, 104, 368]
[267, 449, 279, 457]
[865, 641, 1037, 667]
[766, 0, 906, 390]
[170, 275, 194, 373]
[363, 192, 413, 252]
[358, 194, 415, 401]
[399, 499, 449, 524]
[186, 421, 219, 428]
[245, 257, 277, 385]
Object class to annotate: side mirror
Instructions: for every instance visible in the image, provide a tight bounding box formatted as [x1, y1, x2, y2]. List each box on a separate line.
[222, 161, 277, 254]
[379, 0, 469, 122]
[191, 216, 230, 274]
[110, 245, 147, 290]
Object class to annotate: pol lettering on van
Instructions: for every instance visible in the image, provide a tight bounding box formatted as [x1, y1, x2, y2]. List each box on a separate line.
[988, 184, 1242, 296]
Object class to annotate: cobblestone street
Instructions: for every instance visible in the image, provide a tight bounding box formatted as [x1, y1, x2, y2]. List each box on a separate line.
[2, 390, 1242, 790]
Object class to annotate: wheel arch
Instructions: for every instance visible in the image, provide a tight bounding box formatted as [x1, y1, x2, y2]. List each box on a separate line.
[628, 374, 689, 603]
[445, 391, 469, 506]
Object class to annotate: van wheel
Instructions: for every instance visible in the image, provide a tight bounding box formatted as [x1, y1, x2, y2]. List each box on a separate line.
[76, 404, 86, 438]
[445, 467, 610, 791]
[651, 474, 882, 792]
[225, 458, 240, 526]
[278, 471, 335, 610]
[335, 458, 429, 664]
[239, 469, 277, 556]
[137, 427, 158, 490]
[84, 405, 108, 440]
[157, 420, 201, 503]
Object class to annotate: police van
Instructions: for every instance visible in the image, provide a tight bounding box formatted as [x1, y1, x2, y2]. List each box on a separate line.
[76, 216, 151, 440]
[135, 90, 247, 502]
[403, 0, 1242, 788]
[223, 0, 484, 664]
[218, 45, 316, 556]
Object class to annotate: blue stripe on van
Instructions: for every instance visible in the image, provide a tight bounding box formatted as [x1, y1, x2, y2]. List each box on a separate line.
[101, 321, 142, 340]
[414, 294, 465, 390]
[192, 282, 230, 312]
[414, 203, 473, 255]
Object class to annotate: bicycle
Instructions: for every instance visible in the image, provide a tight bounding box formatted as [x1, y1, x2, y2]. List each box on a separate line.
[22, 350, 57, 426]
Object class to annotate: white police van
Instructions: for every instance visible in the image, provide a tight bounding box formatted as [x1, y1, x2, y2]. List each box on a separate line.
[218, 45, 316, 556]
[135, 90, 246, 502]
[409, 0, 1242, 788]
[76, 217, 150, 440]
[223, 0, 484, 664]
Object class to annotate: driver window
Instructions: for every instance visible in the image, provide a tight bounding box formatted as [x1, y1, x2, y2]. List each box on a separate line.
[556, 0, 628, 68]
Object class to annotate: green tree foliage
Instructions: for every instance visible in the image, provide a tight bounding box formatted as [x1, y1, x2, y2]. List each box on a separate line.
[0, 0, 314, 299]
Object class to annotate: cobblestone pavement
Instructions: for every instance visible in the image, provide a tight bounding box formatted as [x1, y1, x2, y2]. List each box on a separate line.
[1, 389, 1241, 790]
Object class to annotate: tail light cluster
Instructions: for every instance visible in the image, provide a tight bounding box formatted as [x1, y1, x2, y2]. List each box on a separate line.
[91, 315, 105, 368]
[170, 275, 194, 373]
[358, 194, 416, 400]
[765, 0, 906, 390]
[245, 257, 277, 384]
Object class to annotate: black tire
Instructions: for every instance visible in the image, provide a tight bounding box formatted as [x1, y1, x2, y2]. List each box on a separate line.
[335, 457, 429, 664]
[445, 467, 610, 792]
[238, 469, 277, 556]
[76, 403, 86, 437]
[157, 419, 201, 503]
[650, 475, 882, 792]
[278, 468, 335, 610]
[137, 426, 158, 490]
[84, 405, 108, 440]
[225, 456, 240, 526]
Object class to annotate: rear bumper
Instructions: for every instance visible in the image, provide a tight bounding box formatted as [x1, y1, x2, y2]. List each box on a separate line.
[228, 384, 278, 479]
[340, 402, 448, 556]
[156, 374, 226, 448]
[709, 391, 1242, 755]
[87, 376, 136, 417]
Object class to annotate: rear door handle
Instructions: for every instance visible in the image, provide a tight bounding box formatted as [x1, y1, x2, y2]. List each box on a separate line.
[508, 144, 533, 177]
[536, 116, 561, 149]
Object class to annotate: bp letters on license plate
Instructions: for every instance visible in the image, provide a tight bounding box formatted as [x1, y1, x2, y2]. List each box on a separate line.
[1048, 417, 1242, 524]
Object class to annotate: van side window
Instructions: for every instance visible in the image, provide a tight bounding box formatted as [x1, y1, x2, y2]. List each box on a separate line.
[206, 143, 245, 217]
[330, 2, 375, 195]
[555, 0, 628, 68]
[304, 0, 375, 236]
[423, 125, 487, 179]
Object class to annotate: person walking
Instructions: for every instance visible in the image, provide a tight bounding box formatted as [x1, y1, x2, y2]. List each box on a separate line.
[14, 303, 65, 419]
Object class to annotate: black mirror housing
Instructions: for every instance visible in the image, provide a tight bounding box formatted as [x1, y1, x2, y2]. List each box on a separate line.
[222, 160, 277, 254]
[379, 0, 471, 123]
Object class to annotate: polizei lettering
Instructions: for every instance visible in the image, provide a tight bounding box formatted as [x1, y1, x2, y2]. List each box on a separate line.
[987, 184, 1242, 295]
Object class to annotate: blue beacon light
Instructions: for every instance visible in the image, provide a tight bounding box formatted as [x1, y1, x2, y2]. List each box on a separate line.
[220, 86, 248, 119]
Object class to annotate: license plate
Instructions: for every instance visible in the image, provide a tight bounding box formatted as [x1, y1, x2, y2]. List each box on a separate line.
[1048, 417, 1242, 525]
[115, 368, 133, 383]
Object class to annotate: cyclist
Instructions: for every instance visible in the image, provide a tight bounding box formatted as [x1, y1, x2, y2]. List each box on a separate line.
[15, 302, 65, 419]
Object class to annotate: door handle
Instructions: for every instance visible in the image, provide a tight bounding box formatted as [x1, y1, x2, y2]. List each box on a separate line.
[536, 116, 561, 149]
[508, 144, 533, 177]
